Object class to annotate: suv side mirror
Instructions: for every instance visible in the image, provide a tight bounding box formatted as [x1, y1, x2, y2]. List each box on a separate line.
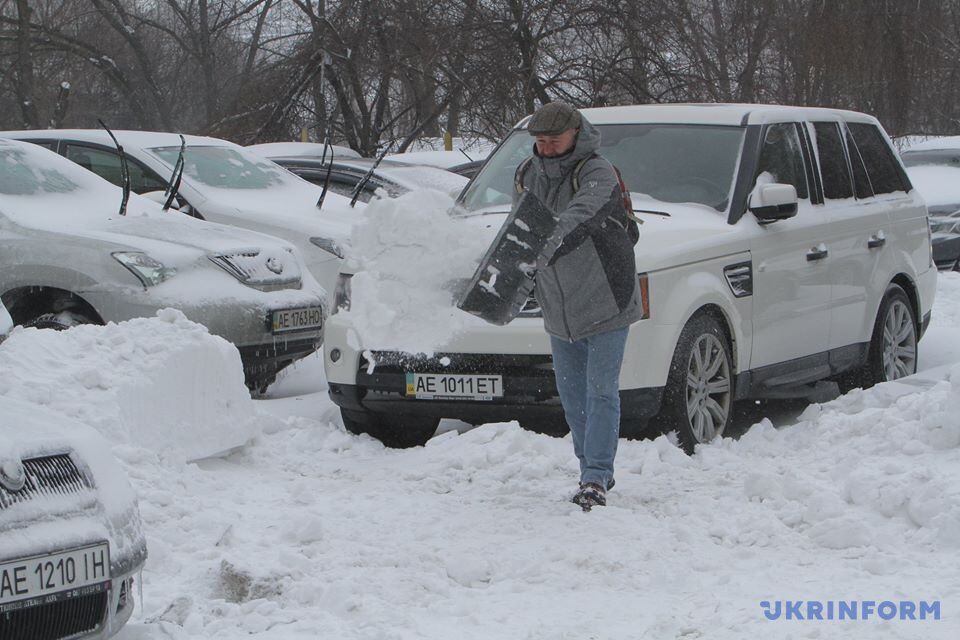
[141, 190, 181, 210]
[749, 183, 797, 223]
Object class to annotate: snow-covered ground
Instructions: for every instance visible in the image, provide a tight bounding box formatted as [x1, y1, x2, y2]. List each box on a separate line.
[4, 273, 959, 638]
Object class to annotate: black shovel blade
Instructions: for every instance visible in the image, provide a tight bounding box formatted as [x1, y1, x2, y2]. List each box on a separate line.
[456, 191, 559, 326]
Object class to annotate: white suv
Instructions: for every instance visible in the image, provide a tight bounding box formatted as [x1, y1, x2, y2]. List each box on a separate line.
[323, 104, 937, 451]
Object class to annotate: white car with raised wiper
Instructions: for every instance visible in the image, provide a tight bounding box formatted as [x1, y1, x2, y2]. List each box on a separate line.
[0, 138, 327, 392]
[0, 395, 147, 640]
[0, 129, 361, 294]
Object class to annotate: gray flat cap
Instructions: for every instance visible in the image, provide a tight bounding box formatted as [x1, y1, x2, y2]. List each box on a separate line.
[527, 102, 582, 135]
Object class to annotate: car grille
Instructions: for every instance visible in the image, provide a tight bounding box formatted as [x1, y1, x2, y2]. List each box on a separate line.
[0, 589, 107, 640]
[358, 351, 555, 376]
[209, 251, 301, 289]
[0, 454, 91, 510]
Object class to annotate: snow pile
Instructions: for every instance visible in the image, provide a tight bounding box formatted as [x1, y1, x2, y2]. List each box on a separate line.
[341, 189, 494, 354]
[0, 309, 257, 461]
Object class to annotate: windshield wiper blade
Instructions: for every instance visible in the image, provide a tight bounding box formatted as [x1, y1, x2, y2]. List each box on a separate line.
[316, 130, 334, 211]
[350, 143, 390, 208]
[163, 134, 186, 212]
[635, 208, 670, 217]
[98, 119, 129, 217]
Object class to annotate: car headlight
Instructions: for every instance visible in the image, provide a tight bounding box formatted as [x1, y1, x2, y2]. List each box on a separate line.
[112, 252, 177, 287]
[310, 236, 344, 259]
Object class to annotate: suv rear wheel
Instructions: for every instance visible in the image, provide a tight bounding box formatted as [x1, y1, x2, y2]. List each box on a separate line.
[340, 409, 439, 448]
[857, 284, 918, 388]
[656, 314, 734, 454]
[25, 310, 95, 330]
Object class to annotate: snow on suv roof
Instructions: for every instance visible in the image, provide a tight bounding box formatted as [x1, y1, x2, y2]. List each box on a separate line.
[528, 103, 878, 127]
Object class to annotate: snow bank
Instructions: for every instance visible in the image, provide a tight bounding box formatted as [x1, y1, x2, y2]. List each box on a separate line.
[341, 190, 494, 354]
[0, 310, 257, 461]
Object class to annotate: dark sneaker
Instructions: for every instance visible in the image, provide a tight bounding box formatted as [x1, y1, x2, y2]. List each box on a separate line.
[572, 482, 606, 511]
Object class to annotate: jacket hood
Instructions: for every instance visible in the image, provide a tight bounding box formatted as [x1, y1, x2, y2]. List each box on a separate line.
[532, 117, 602, 175]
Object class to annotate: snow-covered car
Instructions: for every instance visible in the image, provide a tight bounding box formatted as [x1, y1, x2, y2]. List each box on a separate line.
[268, 156, 468, 203]
[246, 141, 363, 160]
[0, 396, 147, 639]
[0, 130, 360, 295]
[323, 104, 937, 451]
[901, 137, 960, 270]
[0, 138, 326, 392]
[0, 299, 11, 343]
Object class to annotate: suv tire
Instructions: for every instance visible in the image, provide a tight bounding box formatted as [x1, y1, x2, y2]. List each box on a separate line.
[340, 409, 439, 448]
[853, 283, 918, 389]
[25, 311, 95, 330]
[656, 313, 734, 454]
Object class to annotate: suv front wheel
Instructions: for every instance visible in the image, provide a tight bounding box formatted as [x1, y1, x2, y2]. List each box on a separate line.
[655, 313, 734, 454]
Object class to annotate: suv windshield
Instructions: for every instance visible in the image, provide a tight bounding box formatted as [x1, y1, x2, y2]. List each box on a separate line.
[149, 146, 299, 190]
[458, 124, 745, 213]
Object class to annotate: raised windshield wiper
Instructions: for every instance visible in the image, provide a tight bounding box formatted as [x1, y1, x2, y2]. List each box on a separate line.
[316, 129, 335, 211]
[98, 119, 129, 217]
[163, 134, 186, 212]
[349, 143, 390, 208]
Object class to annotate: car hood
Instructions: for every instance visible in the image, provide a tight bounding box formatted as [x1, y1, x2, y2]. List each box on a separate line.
[458, 195, 746, 273]
[1, 190, 304, 264]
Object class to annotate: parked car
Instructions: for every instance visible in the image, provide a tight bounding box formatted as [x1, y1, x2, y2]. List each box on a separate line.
[323, 104, 936, 451]
[246, 141, 362, 160]
[0, 395, 148, 640]
[0, 138, 327, 392]
[0, 299, 11, 343]
[447, 159, 485, 180]
[0, 129, 359, 295]
[901, 137, 960, 270]
[267, 156, 468, 203]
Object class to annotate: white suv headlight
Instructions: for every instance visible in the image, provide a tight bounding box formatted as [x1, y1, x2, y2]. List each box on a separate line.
[112, 252, 177, 287]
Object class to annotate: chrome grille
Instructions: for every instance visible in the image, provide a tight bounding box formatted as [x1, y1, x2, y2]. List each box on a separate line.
[0, 454, 91, 510]
[0, 588, 107, 640]
[209, 250, 301, 289]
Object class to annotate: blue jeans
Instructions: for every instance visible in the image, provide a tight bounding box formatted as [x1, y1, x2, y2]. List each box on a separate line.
[550, 326, 629, 488]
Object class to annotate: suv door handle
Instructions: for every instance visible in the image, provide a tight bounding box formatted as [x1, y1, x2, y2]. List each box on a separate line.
[806, 244, 828, 262]
[868, 232, 886, 249]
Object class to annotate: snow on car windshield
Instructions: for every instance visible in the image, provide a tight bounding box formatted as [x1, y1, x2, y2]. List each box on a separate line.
[150, 145, 302, 190]
[458, 124, 744, 214]
[0, 144, 80, 196]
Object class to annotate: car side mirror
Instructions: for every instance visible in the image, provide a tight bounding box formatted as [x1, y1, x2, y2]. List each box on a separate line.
[141, 190, 181, 210]
[749, 183, 797, 223]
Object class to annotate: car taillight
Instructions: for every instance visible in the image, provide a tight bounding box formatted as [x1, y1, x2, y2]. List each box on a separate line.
[927, 219, 935, 268]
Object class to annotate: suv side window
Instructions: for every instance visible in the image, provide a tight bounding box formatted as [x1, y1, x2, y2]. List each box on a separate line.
[812, 122, 853, 199]
[755, 123, 809, 200]
[847, 123, 910, 194]
[64, 144, 167, 195]
[843, 128, 874, 199]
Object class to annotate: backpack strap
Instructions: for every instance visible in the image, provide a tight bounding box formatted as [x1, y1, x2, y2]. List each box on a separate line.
[514, 156, 534, 194]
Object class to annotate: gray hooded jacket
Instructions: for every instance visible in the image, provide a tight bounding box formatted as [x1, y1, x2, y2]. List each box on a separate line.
[517, 119, 641, 342]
